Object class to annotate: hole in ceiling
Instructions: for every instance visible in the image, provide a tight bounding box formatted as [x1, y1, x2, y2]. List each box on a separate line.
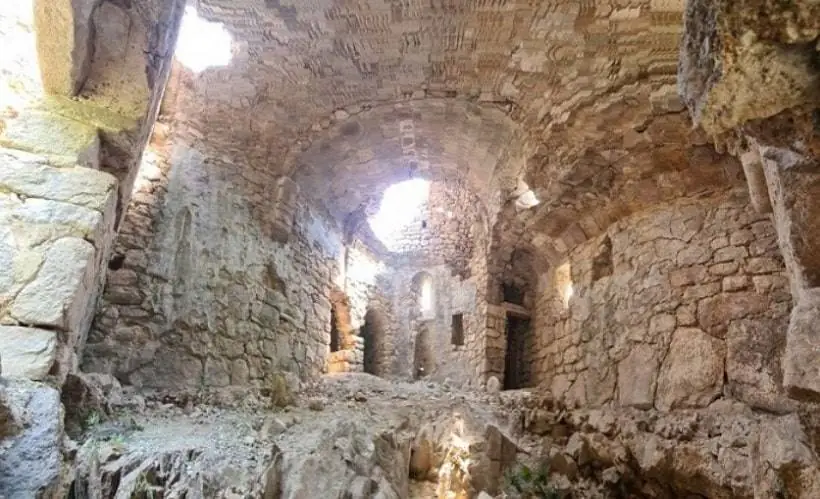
[175, 7, 233, 73]
[368, 178, 430, 252]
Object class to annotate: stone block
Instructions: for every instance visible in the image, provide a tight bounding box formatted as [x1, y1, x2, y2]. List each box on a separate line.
[617, 344, 659, 409]
[0, 149, 117, 209]
[784, 290, 820, 400]
[656, 328, 725, 411]
[0, 327, 57, 380]
[697, 292, 768, 338]
[0, 111, 100, 168]
[1, 194, 106, 247]
[10, 237, 96, 331]
[34, 0, 100, 95]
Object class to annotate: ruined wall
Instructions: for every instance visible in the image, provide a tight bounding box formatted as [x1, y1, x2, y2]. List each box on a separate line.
[383, 180, 480, 277]
[388, 265, 477, 385]
[376, 178, 490, 386]
[533, 190, 793, 412]
[84, 139, 348, 388]
[329, 240, 397, 377]
[0, 1, 182, 384]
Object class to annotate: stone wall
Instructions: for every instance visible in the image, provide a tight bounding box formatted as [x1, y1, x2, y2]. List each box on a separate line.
[0, 0, 183, 385]
[531, 190, 794, 412]
[388, 265, 478, 385]
[84, 140, 347, 388]
[380, 180, 480, 277]
[329, 241, 397, 377]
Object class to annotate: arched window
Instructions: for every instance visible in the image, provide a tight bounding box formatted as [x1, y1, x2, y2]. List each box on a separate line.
[412, 272, 435, 319]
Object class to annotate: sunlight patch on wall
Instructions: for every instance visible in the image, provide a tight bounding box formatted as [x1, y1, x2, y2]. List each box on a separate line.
[0, 0, 43, 110]
[555, 262, 574, 309]
[368, 178, 430, 252]
[175, 7, 233, 73]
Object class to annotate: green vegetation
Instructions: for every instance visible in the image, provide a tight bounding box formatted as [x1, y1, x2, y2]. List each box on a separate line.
[503, 461, 559, 499]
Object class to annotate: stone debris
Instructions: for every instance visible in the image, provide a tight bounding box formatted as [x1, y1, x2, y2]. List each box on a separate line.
[1, 1, 819, 499]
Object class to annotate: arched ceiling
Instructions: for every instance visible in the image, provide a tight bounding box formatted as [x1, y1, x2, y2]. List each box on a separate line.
[290, 98, 522, 219]
[164, 0, 687, 188]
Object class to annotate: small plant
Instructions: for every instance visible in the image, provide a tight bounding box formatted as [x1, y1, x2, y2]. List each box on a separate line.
[84, 410, 102, 429]
[503, 462, 559, 499]
[108, 434, 127, 451]
[134, 471, 157, 499]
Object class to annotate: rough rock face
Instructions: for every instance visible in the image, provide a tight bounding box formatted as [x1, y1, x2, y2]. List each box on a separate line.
[0, 378, 64, 499]
[62, 375, 820, 499]
[679, 0, 820, 136]
[678, 0, 820, 402]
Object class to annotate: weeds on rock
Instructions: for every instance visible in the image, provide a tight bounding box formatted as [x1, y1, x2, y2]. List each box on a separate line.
[84, 410, 102, 430]
[503, 461, 559, 499]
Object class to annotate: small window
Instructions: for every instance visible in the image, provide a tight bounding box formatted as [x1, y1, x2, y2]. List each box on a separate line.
[420, 276, 434, 316]
[329, 308, 340, 352]
[502, 283, 524, 305]
[451, 313, 464, 346]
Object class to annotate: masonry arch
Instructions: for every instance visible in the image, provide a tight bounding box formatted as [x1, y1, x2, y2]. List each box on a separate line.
[411, 271, 435, 321]
[413, 323, 434, 379]
[361, 308, 388, 376]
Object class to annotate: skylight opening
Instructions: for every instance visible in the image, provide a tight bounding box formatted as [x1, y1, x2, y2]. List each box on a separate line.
[368, 178, 431, 252]
[175, 7, 233, 73]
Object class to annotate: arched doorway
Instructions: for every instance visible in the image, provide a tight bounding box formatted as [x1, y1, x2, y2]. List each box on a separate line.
[413, 324, 434, 379]
[361, 308, 387, 376]
[411, 272, 435, 320]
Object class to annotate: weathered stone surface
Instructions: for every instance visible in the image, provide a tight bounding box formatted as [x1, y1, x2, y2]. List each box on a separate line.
[33, 0, 100, 95]
[0, 378, 63, 499]
[0, 326, 57, 380]
[783, 289, 820, 400]
[679, 0, 820, 136]
[10, 237, 96, 331]
[0, 110, 100, 168]
[617, 345, 658, 409]
[0, 149, 117, 209]
[656, 328, 726, 411]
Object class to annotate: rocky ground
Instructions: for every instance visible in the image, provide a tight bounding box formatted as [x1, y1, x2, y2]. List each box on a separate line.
[3, 372, 820, 498]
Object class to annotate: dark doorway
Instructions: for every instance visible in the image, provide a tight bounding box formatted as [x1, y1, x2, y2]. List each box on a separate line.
[451, 314, 464, 346]
[361, 309, 385, 376]
[503, 314, 532, 390]
[413, 325, 434, 379]
[329, 308, 340, 352]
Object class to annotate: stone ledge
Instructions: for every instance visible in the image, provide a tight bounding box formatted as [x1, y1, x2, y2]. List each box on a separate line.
[0, 110, 100, 169]
[0, 326, 58, 380]
[0, 148, 117, 210]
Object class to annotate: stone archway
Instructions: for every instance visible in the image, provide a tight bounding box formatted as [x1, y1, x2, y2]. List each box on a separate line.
[327, 290, 357, 373]
[361, 308, 388, 376]
[413, 324, 434, 379]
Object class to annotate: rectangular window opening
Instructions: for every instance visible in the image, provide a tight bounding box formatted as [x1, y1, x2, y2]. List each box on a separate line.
[451, 313, 464, 346]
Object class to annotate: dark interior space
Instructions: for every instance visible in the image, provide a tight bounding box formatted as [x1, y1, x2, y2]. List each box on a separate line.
[503, 314, 532, 390]
[329, 308, 341, 352]
[451, 313, 464, 346]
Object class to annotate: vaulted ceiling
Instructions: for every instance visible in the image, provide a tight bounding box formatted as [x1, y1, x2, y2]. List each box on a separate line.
[161, 0, 742, 252]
